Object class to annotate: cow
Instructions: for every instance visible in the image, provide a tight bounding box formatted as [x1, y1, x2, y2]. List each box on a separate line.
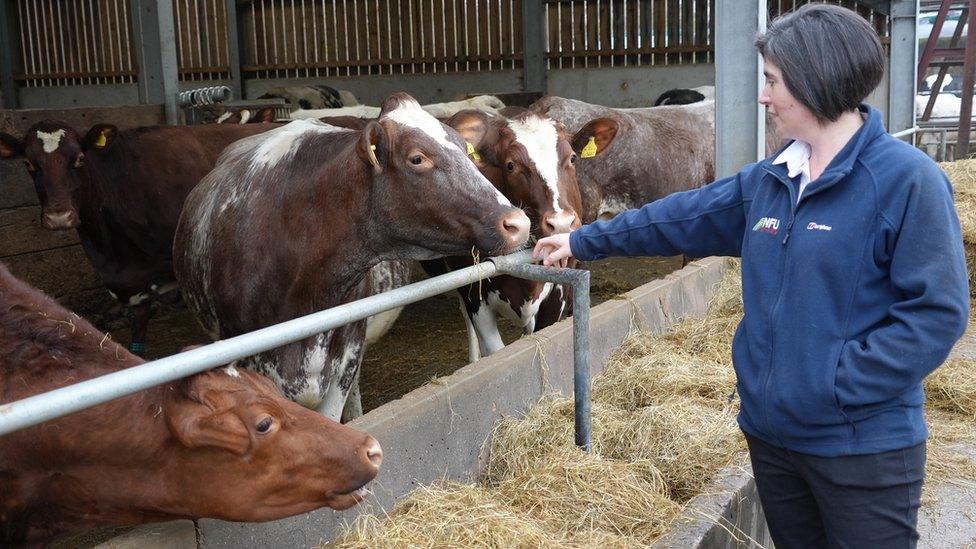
[530, 96, 784, 222]
[530, 96, 717, 222]
[257, 84, 358, 109]
[0, 121, 282, 357]
[290, 94, 507, 122]
[420, 108, 618, 362]
[0, 262, 382, 547]
[173, 93, 531, 420]
[195, 104, 278, 124]
[653, 88, 707, 106]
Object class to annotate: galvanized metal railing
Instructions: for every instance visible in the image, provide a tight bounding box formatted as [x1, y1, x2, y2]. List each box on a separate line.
[0, 250, 594, 450]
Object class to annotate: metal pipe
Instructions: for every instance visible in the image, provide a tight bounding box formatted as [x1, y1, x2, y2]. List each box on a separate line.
[890, 126, 919, 139]
[495, 259, 592, 451]
[0, 251, 515, 435]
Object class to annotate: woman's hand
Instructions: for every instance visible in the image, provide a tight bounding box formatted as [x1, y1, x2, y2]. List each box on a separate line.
[532, 233, 574, 267]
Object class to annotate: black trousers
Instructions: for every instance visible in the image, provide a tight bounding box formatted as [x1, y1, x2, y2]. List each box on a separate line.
[745, 432, 926, 549]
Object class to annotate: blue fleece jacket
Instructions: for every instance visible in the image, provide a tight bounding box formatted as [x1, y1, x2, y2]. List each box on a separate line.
[571, 105, 969, 457]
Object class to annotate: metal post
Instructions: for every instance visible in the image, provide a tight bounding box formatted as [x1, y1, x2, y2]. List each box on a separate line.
[0, 0, 19, 108]
[226, 0, 244, 101]
[715, 0, 767, 178]
[495, 260, 592, 451]
[522, 0, 547, 94]
[130, 0, 180, 124]
[958, 1, 976, 156]
[889, 1, 919, 135]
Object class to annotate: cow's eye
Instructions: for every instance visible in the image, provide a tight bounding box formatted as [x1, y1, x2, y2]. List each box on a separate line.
[73, 153, 85, 168]
[24, 160, 37, 173]
[506, 161, 515, 172]
[569, 153, 578, 165]
[409, 155, 423, 165]
[256, 417, 274, 434]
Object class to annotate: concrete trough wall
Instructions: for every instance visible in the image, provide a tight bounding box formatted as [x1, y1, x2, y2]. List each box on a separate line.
[94, 255, 770, 548]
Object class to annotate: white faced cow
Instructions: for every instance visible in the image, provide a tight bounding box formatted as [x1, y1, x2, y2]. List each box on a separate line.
[422, 108, 618, 362]
[174, 93, 530, 420]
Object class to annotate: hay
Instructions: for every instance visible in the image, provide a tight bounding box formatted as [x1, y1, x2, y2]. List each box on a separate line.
[600, 401, 743, 501]
[496, 450, 680, 545]
[945, 159, 976, 297]
[331, 482, 558, 548]
[661, 262, 743, 365]
[592, 338, 736, 410]
[926, 357, 976, 420]
[482, 397, 634, 486]
[484, 396, 741, 503]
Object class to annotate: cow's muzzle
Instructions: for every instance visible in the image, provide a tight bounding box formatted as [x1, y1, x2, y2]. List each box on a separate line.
[42, 210, 79, 230]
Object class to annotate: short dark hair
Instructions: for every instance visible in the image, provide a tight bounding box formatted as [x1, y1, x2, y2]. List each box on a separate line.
[755, 4, 885, 122]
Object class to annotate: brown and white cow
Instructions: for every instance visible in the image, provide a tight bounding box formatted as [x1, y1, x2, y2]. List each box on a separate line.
[0, 121, 280, 355]
[530, 96, 716, 223]
[420, 109, 618, 361]
[0, 262, 381, 547]
[173, 93, 530, 420]
[532, 96, 782, 222]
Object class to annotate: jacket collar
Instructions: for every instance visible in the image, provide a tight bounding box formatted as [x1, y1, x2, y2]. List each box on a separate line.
[763, 104, 885, 192]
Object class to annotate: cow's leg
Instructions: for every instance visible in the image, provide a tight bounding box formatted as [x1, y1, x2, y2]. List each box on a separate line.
[459, 300, 482, 363]
[470, 303, 505, 357]
[340, 367, 363, 422]
[128, 302, 152, 357]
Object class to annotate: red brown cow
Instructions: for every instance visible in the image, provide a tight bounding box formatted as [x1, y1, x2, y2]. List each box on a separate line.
[0, 121, 280, 356]
[421, 109, 618, 361]
[0, 262, 382, 547]
[173, 93, 530, 420]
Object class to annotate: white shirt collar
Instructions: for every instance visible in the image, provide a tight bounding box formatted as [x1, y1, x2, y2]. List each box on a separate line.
[772, 139, 812, 180]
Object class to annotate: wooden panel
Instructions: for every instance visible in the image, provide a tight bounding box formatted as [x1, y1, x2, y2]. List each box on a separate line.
[0, 206, 79, 257]
[0, 159, 38, 210]
[0, 104, 164, 135]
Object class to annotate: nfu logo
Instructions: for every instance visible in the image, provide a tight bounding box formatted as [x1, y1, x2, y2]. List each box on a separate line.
[752, 217, 780, 235]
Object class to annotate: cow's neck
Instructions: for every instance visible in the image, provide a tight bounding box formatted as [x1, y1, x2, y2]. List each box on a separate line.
[71, 159, 133, 260]
[281, 154, 383, 310]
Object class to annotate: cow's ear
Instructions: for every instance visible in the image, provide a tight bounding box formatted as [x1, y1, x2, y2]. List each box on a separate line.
[445, 109, 490, 165]
[0, 132, 24, 158]
[254, 107, 277, 123]
[357, 120, 385, 174]
[165, 376, 251, 456]
[571, 118, 618, 159]
[82, 124, 118, 151]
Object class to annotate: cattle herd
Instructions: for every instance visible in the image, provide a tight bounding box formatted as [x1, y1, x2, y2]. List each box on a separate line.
[0, 86, 720, 545]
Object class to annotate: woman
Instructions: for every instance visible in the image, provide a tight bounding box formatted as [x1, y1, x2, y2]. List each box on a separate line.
[534, 5, 969, 547]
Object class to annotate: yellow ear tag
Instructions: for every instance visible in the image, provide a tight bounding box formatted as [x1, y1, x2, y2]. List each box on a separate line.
[466, 141, 481, 162]
[580, 136, 598, 159]
[94, 132, 108, 148]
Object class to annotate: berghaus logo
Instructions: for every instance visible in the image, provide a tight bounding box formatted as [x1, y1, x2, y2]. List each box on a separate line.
[752, 217, 780, 235]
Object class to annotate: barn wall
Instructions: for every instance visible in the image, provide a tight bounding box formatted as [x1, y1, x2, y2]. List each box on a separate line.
[242, 70, 524, 107]
[0, 104, 164, 321]
[549, 62, 714, 106]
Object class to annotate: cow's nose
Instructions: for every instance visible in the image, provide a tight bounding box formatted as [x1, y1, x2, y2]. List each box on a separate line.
[544, 211, 579, 235]
[42, 210, 78, 230]
[362, 436, 383, 469]
[500, 210, 530, 248]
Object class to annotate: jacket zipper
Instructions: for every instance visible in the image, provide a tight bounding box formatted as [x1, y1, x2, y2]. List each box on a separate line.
[759, 166, 852, 443]
[761, 167, 796, 443]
